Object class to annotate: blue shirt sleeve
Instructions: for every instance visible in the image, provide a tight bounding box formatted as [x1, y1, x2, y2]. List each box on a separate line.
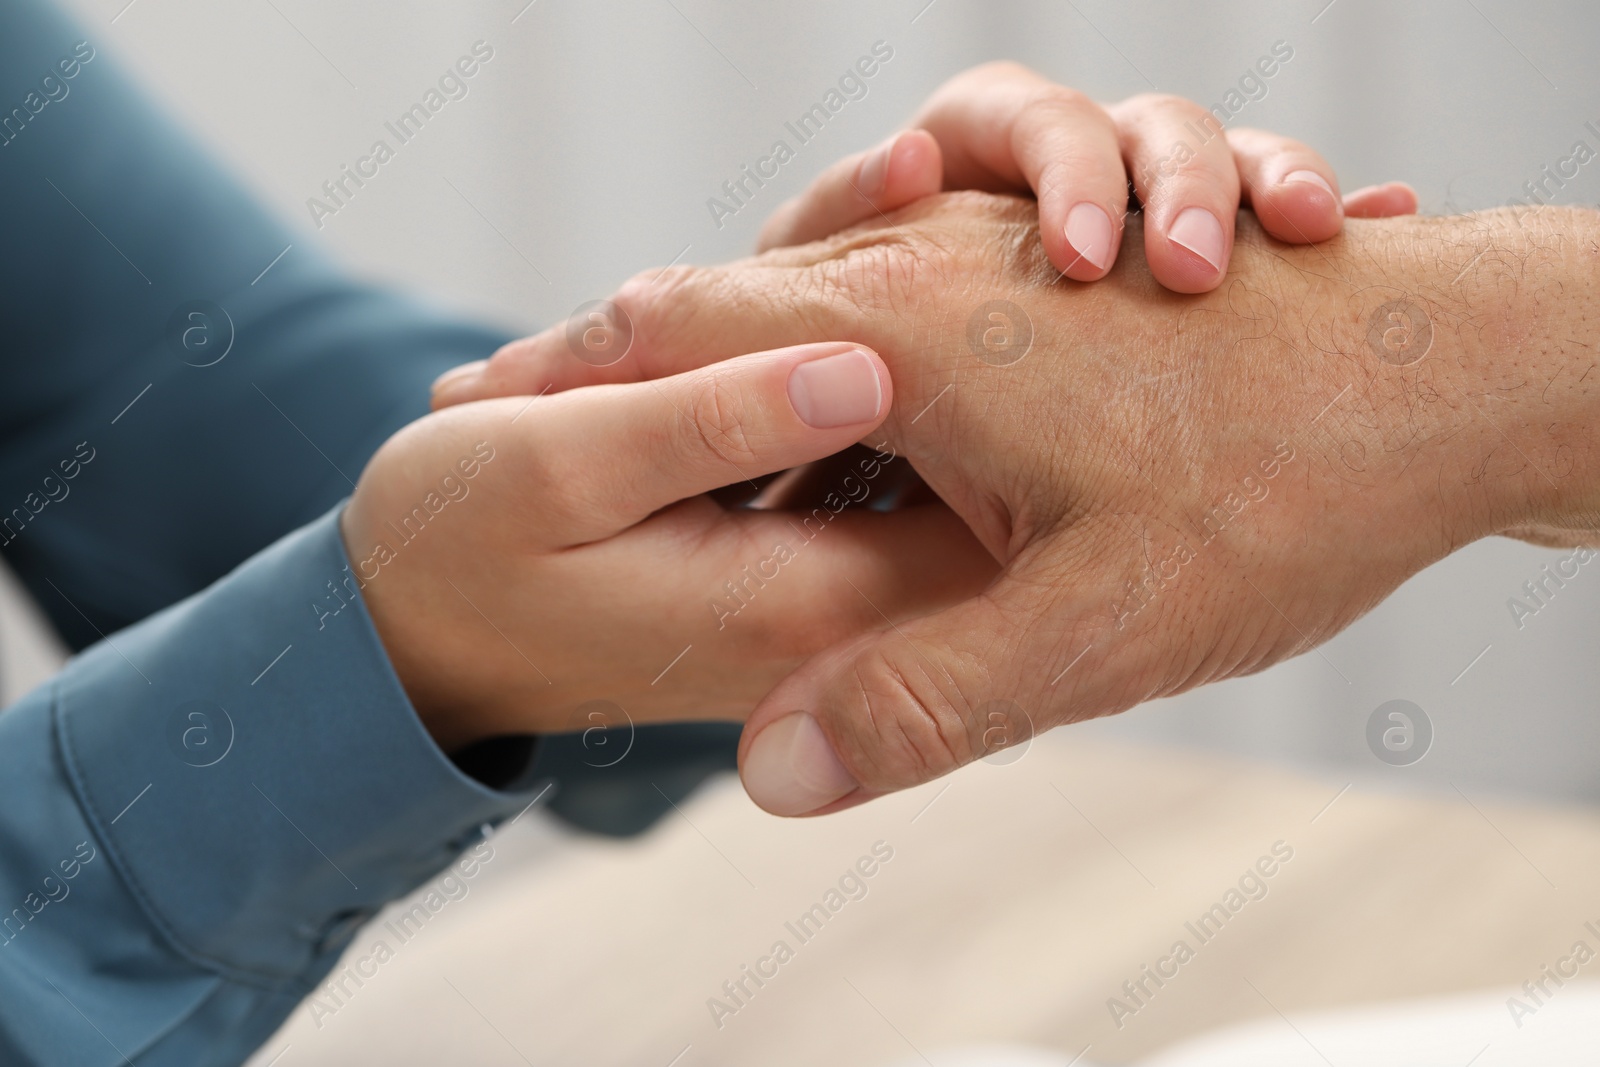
[0, 3, 738, 1062]
[0, 507, 549, 1066]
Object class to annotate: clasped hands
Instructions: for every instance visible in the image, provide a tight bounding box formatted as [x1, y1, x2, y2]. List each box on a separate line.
[345, 63, 1599, 817]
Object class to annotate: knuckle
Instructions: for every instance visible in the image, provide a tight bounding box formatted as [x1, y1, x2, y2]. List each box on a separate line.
[613, 263, 704, 348]
[1228, 125, 1313, 162]
[755, 199, 800, 251]
[475, 331, 563, 401]
[614, 263, 684, 308]
[1272, 140, 1317, 165]
[792, 190, 1040, 327]
[1140, 143, 1233, 193]
[927, 61, 1032, 111]
[827, 241, 915, 310]
[1222, 124, 1269, 146]
[486, 334, 537, 375]
[1121, 92, 1202, 121]
[1160, 148, 1231, 185]
[1021, 84, 1097, 124]
[811, 221, 960, 318]
[1013, 90, 1118, 194]
[685, 368, 762, 470]
[966, 59, 1039, 87]
[515, 444, 587, 534]
[1147, 92, 1196, 113]
[842, 648, 977, 790]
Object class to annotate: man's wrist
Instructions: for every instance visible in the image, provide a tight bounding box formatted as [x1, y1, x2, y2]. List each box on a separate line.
[1261, 207, 1600, 551]
[1407, 207, 1600, 540]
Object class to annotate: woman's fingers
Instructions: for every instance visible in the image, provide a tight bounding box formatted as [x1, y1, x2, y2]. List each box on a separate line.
[433, 313, 629, 409]
[433, 264, 698, 409]
[915, 63, 1128, 279]
[1343, 181, 1419, 218]
[1110, 94, 1241, 293]
[757, 129, 944, 251]
[1226, 126, 1343, 244]
[521, 341, 891, 543]
[686, 501, 999, 653]
[1010, 87, 1128, 279]
[435, 252, 825, 410]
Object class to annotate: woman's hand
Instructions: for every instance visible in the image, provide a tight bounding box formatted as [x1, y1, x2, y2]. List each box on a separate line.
[757, 61, 1418, 293]
[428, 69, 1417, 412]
[347, 342, 995, 751]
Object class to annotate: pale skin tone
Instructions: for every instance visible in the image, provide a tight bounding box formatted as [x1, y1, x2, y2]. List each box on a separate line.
[437, 197, 1600, 816]
[343, 342, 995, 752]
[367, 65, 1418, 761]
[753, 63, 1417, 289]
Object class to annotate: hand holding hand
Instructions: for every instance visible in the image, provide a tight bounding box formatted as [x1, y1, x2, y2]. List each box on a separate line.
[432, 192, 1600, 813]
[347, 342, 994, 751]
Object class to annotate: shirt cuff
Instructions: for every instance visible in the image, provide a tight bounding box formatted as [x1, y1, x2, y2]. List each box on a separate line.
[54, 504, 547, 984]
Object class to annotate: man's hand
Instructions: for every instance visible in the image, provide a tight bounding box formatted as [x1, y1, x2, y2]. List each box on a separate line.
[344, 342, 994, 752]
[428, 194, 1600, 814]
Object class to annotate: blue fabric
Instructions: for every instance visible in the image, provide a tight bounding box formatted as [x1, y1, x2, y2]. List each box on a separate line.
[0, 2, 736, 1063]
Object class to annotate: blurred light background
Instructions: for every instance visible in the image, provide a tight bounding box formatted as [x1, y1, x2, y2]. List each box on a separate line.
[14, 3, 1598, 1064]
[19, 0, 1596, 805]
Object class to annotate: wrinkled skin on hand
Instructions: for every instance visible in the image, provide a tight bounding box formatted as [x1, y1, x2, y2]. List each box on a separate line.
[459, 192, 1596, 812]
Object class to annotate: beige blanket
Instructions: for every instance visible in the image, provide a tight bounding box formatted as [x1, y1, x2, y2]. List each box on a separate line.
[250, 734, 1600, 1066]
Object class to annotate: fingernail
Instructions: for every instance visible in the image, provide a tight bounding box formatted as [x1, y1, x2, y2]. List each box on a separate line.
[787, 348, 883, 429]
[1168, 207, 1226, 271]
[742, 712, 858, 816]
[856, 133, 900, 200]
[1283, 169, 1335, 196]
[1064, 201, 1115, 272]
[431, 359, 487, 400]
